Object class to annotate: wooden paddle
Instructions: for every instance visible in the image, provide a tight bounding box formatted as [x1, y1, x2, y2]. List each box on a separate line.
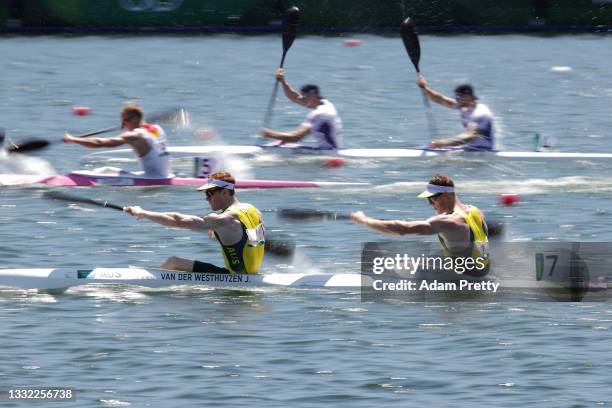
[278, 208, 504, 237]
[400, 17, 438, 139]
[43, 191, 295, 259]
[262, 6, 300, 129]
[7, 107, 187, 154]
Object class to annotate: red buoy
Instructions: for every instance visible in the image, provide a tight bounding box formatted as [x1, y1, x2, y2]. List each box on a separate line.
[343, 39, 362, 47]
[325, 157, 345, 168]
[72, 106, 91, 116]
[499, 193, 521, 206]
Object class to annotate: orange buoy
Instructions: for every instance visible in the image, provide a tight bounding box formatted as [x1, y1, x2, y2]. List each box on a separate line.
[325, 157, 345, 168]
[499, 193, 520, 206]
[72, 106, 91, 116]
[343, 39, 362, 47]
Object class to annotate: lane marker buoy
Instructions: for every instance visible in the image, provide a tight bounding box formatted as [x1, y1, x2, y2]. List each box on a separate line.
[72, 106, 91, 116]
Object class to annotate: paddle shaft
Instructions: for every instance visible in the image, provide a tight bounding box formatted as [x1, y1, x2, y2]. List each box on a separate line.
[400, 17, 438, 139]
[262, 7, 299, 129]
[279, 208, 503, 237]
[262, 53, 288, 129]
[8, 107, 185, 154]
[45, 191, 124, 211]
[44, 191, 293, 258]
[6, 126, 118, 153]
[279, 209, 350, 221]
[70, 107, 185, 139]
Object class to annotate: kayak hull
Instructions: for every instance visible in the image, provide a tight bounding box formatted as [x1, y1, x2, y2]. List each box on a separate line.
[0, 268, 365, 290]
[0, 170, 368, 188]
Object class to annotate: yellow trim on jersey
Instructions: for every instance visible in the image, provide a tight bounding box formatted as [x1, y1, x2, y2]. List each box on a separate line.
[439, 205, 489, 269]
[218, 202, 265, 274]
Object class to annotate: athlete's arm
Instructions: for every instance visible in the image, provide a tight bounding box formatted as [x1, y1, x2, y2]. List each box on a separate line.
[259, 125, 310, 142]
[123, 206, 232, 231]
[430, 122, 487, 147]
[416, 74, 457, 109]
[63, 133, 127, 148]
[350, 211, 458, 236]
[63, 130, 143, 149]
[276, 68, 307, 106]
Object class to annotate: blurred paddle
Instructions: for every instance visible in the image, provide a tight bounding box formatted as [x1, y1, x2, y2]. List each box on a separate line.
[7, 107, 187, 154]
[279, 208, 351, 221]
[400, 17, 438, 139]
[262, 6, 300, 129]
[44, 190, 295, 259]
[279, 208, 504, 237]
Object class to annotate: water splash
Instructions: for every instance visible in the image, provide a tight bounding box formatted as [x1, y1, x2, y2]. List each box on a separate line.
[0, 151, 56, 175]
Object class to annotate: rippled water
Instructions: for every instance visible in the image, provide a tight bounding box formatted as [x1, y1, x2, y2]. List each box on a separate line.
[1, 34, 611, 407]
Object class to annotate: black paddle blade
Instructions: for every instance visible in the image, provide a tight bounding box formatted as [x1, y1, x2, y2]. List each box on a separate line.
[7, 139, 51, 154]
[282, 6, 300, 56]
[487, 220, 504, 238]
[400, 17, 421, 73]
[265, 238, 296, 260]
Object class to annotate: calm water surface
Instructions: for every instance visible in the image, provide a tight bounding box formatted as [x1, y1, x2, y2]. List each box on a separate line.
[1, 34, 612, 407]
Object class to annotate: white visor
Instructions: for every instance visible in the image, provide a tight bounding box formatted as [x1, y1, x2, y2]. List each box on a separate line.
[197, 178, 235, 191]
[417, 183, 455, 198]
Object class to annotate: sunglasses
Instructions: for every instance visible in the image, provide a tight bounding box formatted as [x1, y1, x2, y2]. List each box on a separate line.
[205, 188, 221, 198]
[427, 193, 442, 205]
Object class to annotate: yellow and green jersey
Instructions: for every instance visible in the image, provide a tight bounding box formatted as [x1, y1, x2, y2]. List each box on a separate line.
[438, 205, 489, 276]
[216, 203, 265, 274]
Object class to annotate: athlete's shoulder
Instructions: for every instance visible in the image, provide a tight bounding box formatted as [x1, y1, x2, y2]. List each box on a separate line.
[429, 212, 459, 224]
[474, 103, 493, 117]
[139, 123, 166, 135]
[463, 204, 487, 223]
[229, 202, 261, 215]
[119, 129, 147, 142]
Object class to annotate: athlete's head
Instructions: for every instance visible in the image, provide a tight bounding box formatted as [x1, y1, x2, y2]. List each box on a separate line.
[197, 172, 236, 211]
[417, 173, 456, 214]
[300, 84, 322, 108]
[453, 83, 477, 108]
[121, 103, 144, 130]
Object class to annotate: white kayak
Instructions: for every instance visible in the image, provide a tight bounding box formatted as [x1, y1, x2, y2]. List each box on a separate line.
[82, 144, 612, 162]
[0, 267, 605, 301]
[0, 267, 366, 290]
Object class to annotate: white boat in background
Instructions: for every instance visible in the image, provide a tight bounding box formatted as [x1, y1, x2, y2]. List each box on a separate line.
[82, 144, 612, 163]
[0, 267, 366, 290]
[339, 149, 612, 160]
